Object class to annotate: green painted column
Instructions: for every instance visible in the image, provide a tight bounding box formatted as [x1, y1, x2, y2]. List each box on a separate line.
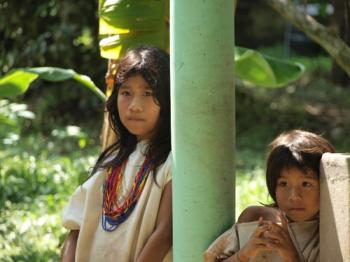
[170, 1, 235, 261]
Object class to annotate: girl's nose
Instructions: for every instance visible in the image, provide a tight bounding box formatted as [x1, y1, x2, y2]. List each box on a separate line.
[129, 97, 143, 112]
[289, 187, 302, 201]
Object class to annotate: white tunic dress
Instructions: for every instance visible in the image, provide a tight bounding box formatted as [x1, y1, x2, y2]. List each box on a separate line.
[62, 141, 172, 262]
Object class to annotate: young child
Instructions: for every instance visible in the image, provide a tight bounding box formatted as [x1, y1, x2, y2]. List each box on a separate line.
[60, 46, 172, 262]
[204, 130, 335, 262]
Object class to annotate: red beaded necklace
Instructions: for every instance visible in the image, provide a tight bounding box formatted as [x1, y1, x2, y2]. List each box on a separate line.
[102, 157, 152, 232]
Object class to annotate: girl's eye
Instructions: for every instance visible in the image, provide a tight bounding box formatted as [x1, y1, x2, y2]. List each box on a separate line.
[277, 181, 287, 187]
[302, 181, 312, 187]
[144, 90, 154, 97]
[120, 91, 130, 96]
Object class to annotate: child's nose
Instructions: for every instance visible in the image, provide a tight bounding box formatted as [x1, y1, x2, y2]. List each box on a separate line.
[289, 187, 302, 201]
[129, 97, 143, 112]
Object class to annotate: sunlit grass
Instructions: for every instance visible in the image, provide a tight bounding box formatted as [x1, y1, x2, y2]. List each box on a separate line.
[0, 133, 98, 261]
[236, 167, 270, 218]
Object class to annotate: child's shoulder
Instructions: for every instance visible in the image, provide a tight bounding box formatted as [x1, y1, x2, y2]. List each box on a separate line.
[160, 151, 172, 173]
[237, 205, 280, 223]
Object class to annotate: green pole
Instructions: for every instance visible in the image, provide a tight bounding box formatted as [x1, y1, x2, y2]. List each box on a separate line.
[170, 1, 235, 261]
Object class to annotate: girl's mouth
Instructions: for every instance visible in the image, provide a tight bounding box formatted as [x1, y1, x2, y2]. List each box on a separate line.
[128, 117, 144, 121]
[288, 208, 305, 211]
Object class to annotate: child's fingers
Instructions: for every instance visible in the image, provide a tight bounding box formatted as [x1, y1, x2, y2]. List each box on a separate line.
[264, 238, 282, 249]
[262, 221, 290, 242]
[252, 223, 269, 238]
[263, 228, 284, 242]
[279, 210, 288, 230]
[251, 236, 274, 251]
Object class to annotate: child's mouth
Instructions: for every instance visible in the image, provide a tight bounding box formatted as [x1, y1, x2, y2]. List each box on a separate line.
[288, 208, 305, 212]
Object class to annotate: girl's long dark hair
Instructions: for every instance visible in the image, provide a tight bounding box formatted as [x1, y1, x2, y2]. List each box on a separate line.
[265, 130, 335, 205]
[92, 46, 170, 179]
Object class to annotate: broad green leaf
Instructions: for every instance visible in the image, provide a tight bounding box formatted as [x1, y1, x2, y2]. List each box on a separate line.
[235, 47, 305, 88]
[100, 1, 166, 30]
[0, 70, 38, 97]
[99, 0, 169, 59]
[99, 31, 168, 59]
[0, 67, 106, 101]
[25, 67, 75, 81]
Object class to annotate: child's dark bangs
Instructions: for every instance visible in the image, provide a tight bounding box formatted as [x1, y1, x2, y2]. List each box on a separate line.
[270, 146, 305, 178]
[139, 67, 157, 90]
[299, 153, 321, 176]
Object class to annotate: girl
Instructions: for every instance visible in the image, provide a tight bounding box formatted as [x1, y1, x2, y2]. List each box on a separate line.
[205, 130, 335, 262]
[61, 46, 172, 262]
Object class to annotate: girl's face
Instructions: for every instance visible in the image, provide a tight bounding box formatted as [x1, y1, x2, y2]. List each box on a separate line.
[117, 74, 160, 140]
[275, 167, 320, 222]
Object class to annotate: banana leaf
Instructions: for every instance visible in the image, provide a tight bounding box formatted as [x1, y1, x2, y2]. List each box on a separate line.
[0, 67, 106, 100]
[98, 0, 304, 88]
[99, 0, 169, 59]
[235, 47, 305, 88]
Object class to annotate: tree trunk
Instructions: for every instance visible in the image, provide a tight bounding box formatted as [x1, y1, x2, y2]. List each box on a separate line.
[101, 59, 118, 150]
[266, 0, 350, 78]
[331, 0, 350, 87]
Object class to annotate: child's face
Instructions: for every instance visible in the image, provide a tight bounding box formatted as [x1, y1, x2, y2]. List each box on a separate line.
[275, 167, 319, 222]
[117, 74, 160, 140]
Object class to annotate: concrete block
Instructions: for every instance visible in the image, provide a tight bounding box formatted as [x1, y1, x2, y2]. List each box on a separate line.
[320, 153, 350, 262]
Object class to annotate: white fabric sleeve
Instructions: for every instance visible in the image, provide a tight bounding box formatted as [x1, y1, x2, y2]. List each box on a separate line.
[62, 185, 87, 230]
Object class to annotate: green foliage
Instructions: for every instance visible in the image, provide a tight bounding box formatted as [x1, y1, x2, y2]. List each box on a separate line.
[0, 0, 104, 80]
[0, 131, 99, 260]
[98, 1, 305, 88]
[99, 0, 169, 59]
[235, 47, 305, 88]
[0, 67, 106, 100]
[0, 99, 35, 144]
[1, 0, 106, 130]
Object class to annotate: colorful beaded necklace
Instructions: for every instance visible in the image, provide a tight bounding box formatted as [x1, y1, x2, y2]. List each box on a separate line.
[102, 158, 152, 232]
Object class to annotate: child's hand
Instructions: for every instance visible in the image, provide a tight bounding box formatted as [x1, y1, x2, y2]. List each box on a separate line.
[238, 217, 272, 261]
[262, 211, 300, 262]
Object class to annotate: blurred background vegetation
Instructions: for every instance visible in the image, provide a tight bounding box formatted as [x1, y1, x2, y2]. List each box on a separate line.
[1, 0, 349, 260]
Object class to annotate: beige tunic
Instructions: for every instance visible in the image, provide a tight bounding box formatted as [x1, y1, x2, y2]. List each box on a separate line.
[62, 142, 172, 262]
[204, 220, 319, 262]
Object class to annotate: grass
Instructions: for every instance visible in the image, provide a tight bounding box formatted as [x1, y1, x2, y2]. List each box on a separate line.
[1, 48, 350, 259]
[0, 131, 99, 260]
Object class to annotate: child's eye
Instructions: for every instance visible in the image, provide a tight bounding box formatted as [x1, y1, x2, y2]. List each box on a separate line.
[120, 91, 130, 96]
[277, 181, 287, 187]
[144, 90, 154, 97]
[302, 181, 312, 187]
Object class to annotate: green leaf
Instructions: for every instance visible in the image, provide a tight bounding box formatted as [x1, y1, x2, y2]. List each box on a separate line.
[25, 67, 75, 81]
[0, 70, 38, 97]
[100, 1, 166, 30]
[235, 47, 305, 88]
[98, 0, 169, 59]
[0, 67, 106, 101]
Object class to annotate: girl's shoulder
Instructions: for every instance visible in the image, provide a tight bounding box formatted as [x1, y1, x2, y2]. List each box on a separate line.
[164, 151, 172, 165]
[161, 151, 173, 173]
[152, 151, 172, 185]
